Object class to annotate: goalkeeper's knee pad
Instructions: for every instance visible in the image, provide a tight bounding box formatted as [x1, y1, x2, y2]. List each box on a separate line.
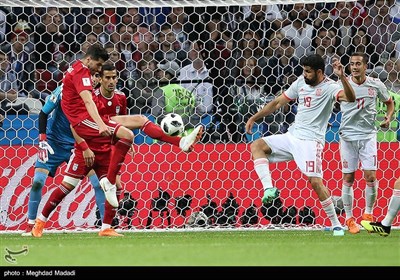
[32, 171, 48, 191]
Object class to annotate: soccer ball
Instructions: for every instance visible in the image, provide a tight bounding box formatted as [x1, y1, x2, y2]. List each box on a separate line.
[160, 113, 185, 136]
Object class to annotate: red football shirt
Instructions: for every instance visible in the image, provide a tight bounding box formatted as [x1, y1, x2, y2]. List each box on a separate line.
[87, 87, 128, 151]
[61, 60, 94, 127]
[93, 87, 127, 118]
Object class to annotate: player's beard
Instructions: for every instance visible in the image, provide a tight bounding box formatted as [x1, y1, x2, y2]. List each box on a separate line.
[304, 75, 318, 86]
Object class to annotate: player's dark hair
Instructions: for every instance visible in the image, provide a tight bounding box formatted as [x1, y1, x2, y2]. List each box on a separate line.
[100, 62, 116, 76]
[351, 52, 369, 65]
[301, 54, 325, 72]
[85, 43, 109, 62]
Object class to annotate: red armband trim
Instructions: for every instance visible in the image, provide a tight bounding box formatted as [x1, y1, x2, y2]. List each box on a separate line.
[39, 134, 47, 141]
[77, 140, 89, 151]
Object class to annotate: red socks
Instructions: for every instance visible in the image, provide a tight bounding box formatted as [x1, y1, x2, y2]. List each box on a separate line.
[107, 138, 131, 185]
[41, 183, 71, 218]
[102, 189, 121, 225]
[142, 120, 180, 147]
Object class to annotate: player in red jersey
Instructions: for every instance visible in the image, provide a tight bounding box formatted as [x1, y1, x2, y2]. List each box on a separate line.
[93, 63, 204, 152]
[31, 45, 133, 237]
[91, 63, 203, 234]
[59, 44, 134, 210]
[32, 62, 203, 237]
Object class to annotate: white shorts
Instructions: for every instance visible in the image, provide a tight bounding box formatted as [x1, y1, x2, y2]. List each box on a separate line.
[339, 136, 377, 173]
[262, 133, 324, 178]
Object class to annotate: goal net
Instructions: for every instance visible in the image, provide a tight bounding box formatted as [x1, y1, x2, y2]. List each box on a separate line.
[1, 0, 399, 233]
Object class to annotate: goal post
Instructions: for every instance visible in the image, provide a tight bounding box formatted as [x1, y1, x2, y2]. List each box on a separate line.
[0, 0, 399, 233]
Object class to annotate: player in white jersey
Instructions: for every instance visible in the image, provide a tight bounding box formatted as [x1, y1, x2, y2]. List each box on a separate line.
[245, 54, 356, 236]
[338, 52, 394, 234]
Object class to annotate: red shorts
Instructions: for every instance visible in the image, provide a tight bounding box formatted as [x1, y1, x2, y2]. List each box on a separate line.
[63, 148, 111, 180]
[73, 117, 121, 152]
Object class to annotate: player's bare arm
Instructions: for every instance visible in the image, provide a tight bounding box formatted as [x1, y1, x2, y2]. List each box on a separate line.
[79, 90, 111, 137]
[70, 125, 95, 167]
[380, 99, 395, 128]
[245, 94, 289, 134]
[333, 59, 356, 102]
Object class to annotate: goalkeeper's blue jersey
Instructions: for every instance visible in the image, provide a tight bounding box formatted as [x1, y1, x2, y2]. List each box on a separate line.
[43, 85, 75, 146]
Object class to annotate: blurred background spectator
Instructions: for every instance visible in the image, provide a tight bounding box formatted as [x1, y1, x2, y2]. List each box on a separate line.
[167, 7, 192, 52]
[263, 37, 302, 95]
[0, 7, 9, 43]
[130, 58, 158, 115]
[178, 41, 214, 123]
[281, 3, 314, 60]
[114, 24, 139, 82]
[81, 9, 110, 45]
[341, 27, 377, 74]
[152, 61, 199, 134]
[0, 49, 30, 116]
[383, 57, 400, 93]
[239, 5, 282, 49]
[0, 2, 399, 145]
[363, 0, 397, 65]
[33, 7, 78, 79]
[312, 27, 341, 79]
[139, 7, 171, 34]
[154, 23, 188, 67]
[2, 23, 38, 99]
[68, 33, 98, 63]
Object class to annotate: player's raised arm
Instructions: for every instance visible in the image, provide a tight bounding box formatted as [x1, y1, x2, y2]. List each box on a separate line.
[333, 58, 355, 102]
[245, 94, 289, 134]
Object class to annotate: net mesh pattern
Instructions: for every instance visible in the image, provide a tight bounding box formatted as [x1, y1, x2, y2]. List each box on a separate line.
[0, 1, 399, 232]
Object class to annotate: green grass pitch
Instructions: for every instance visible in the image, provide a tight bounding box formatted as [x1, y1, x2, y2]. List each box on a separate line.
[1, 229, 399, 266]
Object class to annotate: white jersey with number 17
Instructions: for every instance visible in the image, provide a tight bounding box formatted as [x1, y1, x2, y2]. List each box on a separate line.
[283, 76, 342, 144]
[338, 76, 390, 141]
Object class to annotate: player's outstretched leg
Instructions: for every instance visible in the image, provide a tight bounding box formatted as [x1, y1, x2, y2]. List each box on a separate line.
[361, 221, 391, 236]
[31, 182, 73, 238]
[179, 126, 204, 152]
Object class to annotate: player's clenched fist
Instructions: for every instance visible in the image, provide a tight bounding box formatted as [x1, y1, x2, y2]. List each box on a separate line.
[332, 57, 344, 77]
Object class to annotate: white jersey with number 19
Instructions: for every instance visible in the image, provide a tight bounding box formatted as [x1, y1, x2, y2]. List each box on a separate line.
[283, 76, 342, 144]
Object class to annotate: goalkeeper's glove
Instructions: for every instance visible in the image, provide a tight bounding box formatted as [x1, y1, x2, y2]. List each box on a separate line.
[38, 134, 54, 163]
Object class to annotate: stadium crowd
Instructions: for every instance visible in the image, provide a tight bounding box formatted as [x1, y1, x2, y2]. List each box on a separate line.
[1, 1, 400, 142]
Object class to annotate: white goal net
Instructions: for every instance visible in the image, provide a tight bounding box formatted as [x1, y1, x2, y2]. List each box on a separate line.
[1, 0, 399, 233]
